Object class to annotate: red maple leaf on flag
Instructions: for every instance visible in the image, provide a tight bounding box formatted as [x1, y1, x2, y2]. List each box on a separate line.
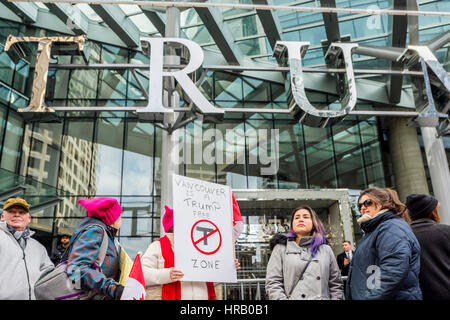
[133, 293, 145, 300]
[121, 254, 146, 300]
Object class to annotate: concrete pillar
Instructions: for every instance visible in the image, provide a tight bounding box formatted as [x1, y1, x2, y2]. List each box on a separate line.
[328, 201, 344, 256]
[160, 7, 181, 236]
[386, 118, 429, 201]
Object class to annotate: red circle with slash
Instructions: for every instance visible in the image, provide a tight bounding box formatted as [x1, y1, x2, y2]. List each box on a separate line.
[190, 219, 222, 255]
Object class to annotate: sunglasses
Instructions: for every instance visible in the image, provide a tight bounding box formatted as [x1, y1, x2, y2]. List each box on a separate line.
[357, 199, 375, 211]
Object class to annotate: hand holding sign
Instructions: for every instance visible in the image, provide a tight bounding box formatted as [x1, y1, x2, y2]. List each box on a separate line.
[170, 268, 184, 281]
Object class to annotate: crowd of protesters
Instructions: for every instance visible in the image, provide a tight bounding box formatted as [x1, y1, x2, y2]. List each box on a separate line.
[265, 187, 449, 300]
[0, 186, 449, 300]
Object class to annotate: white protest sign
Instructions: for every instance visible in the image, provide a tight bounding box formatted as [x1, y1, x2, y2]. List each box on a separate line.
[172, 174, 237, 283]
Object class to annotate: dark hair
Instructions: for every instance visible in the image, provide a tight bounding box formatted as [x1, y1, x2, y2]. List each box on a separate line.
[286, 206, 328, 257]
[358, 187, 410, 223]
[343, 240, 351, 245]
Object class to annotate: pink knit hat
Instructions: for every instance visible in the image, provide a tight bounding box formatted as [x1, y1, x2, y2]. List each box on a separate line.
[78, 197, 122, 226]
[162, 205, 174, 233]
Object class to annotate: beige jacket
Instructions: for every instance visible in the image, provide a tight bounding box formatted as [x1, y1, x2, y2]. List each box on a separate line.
[141, 233, 209, 300]
[266, 237, 344, 300]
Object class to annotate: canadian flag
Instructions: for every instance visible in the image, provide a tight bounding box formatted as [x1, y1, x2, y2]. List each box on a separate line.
[232, 192, 245, 239]
[120, 254, 146, 300]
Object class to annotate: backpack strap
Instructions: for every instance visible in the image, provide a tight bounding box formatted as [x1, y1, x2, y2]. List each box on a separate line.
[62, 223, 110, 269]
[92, 227, 109, 270]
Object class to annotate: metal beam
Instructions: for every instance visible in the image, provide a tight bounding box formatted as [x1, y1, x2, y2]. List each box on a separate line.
[353, 45, 404, 61]
[49, 73, 416, 111]
[10, 0, 450, 17]
[89, 4, 141, 48]
[50, 62, 447, 76]
[0, 0, 38, 23]
[388, 0, 408, 104]
[140, 8, 165, 35]
[0, 5, 133, 47]
[45, 3, 90, 35]
[426, 30, 450, 53]
[320, 0, 340, 43]
[0, 186, 26, 201]
[48, 61, 418, 108]
[194, 6, 244, 65]
[30, 198, 62, 213]
[252, 0, 282, 49]
[408, 0, 419, 45]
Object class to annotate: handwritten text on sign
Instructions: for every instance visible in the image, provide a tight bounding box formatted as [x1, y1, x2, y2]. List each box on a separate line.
[173, 174, 237, 283]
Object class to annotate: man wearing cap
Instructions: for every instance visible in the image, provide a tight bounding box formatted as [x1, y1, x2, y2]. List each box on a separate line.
[406, 193, 450, 300]
[0, 198, 53, 299]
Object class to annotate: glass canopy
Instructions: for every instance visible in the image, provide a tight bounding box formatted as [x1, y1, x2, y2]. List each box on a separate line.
[3, 0, 448, 68]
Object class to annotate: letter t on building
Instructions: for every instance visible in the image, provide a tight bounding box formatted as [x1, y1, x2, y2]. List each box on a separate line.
[4, 35, 86, 114]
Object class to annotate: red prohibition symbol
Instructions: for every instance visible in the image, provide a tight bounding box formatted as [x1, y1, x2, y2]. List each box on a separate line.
[190, 219, 222, 255]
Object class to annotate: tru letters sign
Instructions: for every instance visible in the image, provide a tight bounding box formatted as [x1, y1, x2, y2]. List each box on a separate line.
[4, 34, 450, 128]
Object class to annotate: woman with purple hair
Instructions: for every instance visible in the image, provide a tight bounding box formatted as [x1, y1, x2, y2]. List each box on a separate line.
[265, 206, 344, 300]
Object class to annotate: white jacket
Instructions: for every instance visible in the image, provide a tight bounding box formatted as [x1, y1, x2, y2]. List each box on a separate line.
[141, 233, 209, 300]
[0, 221, 53, 299]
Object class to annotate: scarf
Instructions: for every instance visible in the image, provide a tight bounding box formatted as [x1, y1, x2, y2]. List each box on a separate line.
[357, 208, 389, 225]
[7, 224, 31, 250]
[159, 235, 216, 300]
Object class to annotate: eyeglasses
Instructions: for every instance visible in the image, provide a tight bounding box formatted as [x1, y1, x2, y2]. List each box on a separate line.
[357, 199, 374, 211]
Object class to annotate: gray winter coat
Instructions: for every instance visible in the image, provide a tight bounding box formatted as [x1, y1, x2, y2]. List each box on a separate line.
[0, 221, 54, 299]
[265, 236, 344, 300]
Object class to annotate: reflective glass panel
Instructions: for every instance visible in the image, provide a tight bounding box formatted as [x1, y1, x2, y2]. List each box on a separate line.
[0, 111, 23, 172]
[246, 120, 278, 189]
[58, 120, 94, 195]
[332, 122, 366, 189]
[303, 126, 337, 188]
[93, 118, 124, 195]
[122, 121, 155, 196]
[183, 120, 216, 183]
[26, 122, 63, 188]
[216, 122, 247, 188]
[359, 119, 385, 187]
[275, 122, 308, 188]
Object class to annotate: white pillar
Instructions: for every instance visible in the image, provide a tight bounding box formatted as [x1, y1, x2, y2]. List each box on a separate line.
[160, 7, 181, 236]
[421, 127, 450, 225]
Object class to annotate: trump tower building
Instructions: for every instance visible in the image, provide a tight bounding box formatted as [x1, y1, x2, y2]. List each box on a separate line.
[0, 0, 449, 299]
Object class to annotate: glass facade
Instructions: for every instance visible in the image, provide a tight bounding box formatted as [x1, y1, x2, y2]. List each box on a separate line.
[0, 29, 390, 259]
[0, 0, 449, 292]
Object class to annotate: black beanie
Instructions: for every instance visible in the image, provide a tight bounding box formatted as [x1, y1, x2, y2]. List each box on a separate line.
[406, 193, 438, 220]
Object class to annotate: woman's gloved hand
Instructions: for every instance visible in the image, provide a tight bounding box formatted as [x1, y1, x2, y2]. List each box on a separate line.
[113, 284, 125, 300]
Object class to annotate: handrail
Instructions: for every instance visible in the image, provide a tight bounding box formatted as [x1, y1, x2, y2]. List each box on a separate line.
[223, 275, 348, 299]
